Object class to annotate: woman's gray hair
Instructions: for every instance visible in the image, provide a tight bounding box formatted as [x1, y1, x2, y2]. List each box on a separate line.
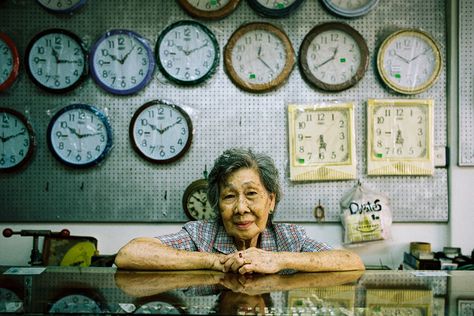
[207, 148, 282, 215]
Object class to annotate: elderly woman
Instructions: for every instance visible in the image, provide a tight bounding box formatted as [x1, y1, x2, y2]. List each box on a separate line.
[115, 148, 364, 274]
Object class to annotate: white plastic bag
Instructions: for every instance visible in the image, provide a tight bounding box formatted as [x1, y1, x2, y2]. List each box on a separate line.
[340, 181, 392, 245]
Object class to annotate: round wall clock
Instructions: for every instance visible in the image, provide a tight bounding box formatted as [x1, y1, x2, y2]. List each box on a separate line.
[36, 0, 87, 14]
[224, 22, 295, 93]
[320, 0, 379, 18]
[299, 22, 369, 92]
[130, 100, 193, 164]
[156, 20, 219, 85]
[0, 32, 20, 92]
[90, 29, 155, 95]
[182, 179, 217, 220]
[0, 108, 36, 173]
[47, 104, 113, 168]
[25, 29, 88, 93]
[377, 29, 442, 95]
[177, 0, 241, 20]
[247, 0, 306, 18]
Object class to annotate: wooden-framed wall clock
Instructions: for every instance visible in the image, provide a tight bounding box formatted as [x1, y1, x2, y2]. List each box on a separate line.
[224, 22, 295, 93]
[36, 0, 87, 14]
[177, 0, 242, 20]
[320, 0, 379, 18]
[25, 29, 88, 93]
[247, 0, 306, 18]
[287, 102, 356, 181]
[90, 29, 155, 95]
[0, 108, 36, 173]
[47, 104, 113, 168]
[130, 99, 193, 164]
[299, 22, 369, 92]
[377, 29, 442, 95]
[0, 32, 20, 92]
[155, 20, 220, 85]
[367, 99, 434, 176]
[182, 178, 217, 220]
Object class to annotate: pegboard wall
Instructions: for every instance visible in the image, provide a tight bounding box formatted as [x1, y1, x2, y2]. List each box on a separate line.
[0, 0, 448, 223]
[459, 0, 474, 165]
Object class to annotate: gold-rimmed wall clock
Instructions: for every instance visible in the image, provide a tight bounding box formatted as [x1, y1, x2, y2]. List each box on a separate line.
[288, 102, 356, 181]
[224, 22, 295, 93]
[367, 99, 434, 176]
[377, 29, 442, 95]
[299, 22, 369, 92]
[177, 0, 241, 20]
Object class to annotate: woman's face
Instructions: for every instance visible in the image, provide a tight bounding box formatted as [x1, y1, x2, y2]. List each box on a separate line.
[219, 168, 275, 246]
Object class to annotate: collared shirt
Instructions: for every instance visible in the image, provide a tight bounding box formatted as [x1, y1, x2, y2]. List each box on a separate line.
[157, 220, 332, 254]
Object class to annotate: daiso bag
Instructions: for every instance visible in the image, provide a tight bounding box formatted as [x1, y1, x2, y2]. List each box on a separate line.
[340, 181, 392, 245]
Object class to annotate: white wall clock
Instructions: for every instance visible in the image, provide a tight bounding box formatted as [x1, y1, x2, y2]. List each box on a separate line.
[377, 29, 442, 95]
[47, 104, 113, 168]
[36, 0, 87, 14]
[288, 102, 356, 181]
[367, 99, 434, 175]
[177, 0, 241, 20]
[130, 100, 193, 164]
[156, 20, 219, 85]
[90, 29, 155, 95]
[320, 0, 379, 18]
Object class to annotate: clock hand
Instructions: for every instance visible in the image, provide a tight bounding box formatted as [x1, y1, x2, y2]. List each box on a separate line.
[146, 122, 165, 134]
[257, 45, 262, 57]
[77, 131, 102, 139]
[67, 126, 81, 137]
[409, 47, 430, 62]
[257, 56, 274, 73]
[119, 45, 136, 64]
[160, 120, 181, 134]
[314, 47, 338, 68]
[107, 53, 121, 63]
[186, 42, 209, 55]
[394, 52, 411, 64]
[51, 48, 60, 63]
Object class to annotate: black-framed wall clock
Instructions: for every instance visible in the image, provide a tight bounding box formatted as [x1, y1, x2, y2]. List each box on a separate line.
[0, 32, 20, 92]
[247, 0, 306, 18]
[224, 22, 295, 93]
[156, 20, 219, 85]
[376, 29, 442, 95]
[320, 0, 379, 18]
[177, 0, 242, 20]
[25, 29, 88, 94]
[90, 29, 155, 95]
[182, 178, 217, 220]
[299, 22, 369, 92]
[36, 0, 87, 14]
[47, 104, 113, 168]
[130, 100, 193, 164]
[0, 108, 36, 173]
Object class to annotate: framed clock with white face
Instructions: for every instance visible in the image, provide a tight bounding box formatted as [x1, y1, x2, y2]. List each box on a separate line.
[47, 104, 113, 168]
[130, 100, 193, 164]
[224, 22, 295, 93]
[182, 178, 217, 220]
[288, 102, 356, 181]
[367, 99, 434, 176]
[320, 0, 379, 18]
[0, 32, 20, 92]
[247, 0, 306, 18]
[36, 0, 87, 14]
[25, 29, 88, 93]
[177, 0, 241, 20]
[0, 108, 36, 173]
[90, 29, 155, 95]
[156, 20, 219, 85]
[377, 29, 442, 95]
[299, 22, 369, 92]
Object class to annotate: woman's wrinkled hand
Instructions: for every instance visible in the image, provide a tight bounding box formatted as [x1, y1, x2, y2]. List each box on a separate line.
[219, 248, 281, 274]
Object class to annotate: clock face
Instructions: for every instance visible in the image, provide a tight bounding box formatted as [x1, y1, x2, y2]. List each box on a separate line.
[288, 103, 356, 181]
[321, 0, 379, 17]
[247, 0, 306, 17]
[0, 108, 36, 172]
[224, 22, 295, 93]
[156, 20, 219, 85]
[377, 29, 442, 95]
[25, 29, 88, 93]
[90, 29, 155, 95]
[299, 22, 368, 91]
[182, 179, 217, 221]
[47, 104, 113, 168]
[367, 99, 434, 175]
[130, 100, 193, 164]
[0, 32, 20, 92]
[177, 0, 241, 20]
[36, 0, 87, 13]
[49, 294, 103, 313]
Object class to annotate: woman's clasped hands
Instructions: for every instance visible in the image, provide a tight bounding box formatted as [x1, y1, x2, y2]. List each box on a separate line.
[219, 247, 281, 274]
